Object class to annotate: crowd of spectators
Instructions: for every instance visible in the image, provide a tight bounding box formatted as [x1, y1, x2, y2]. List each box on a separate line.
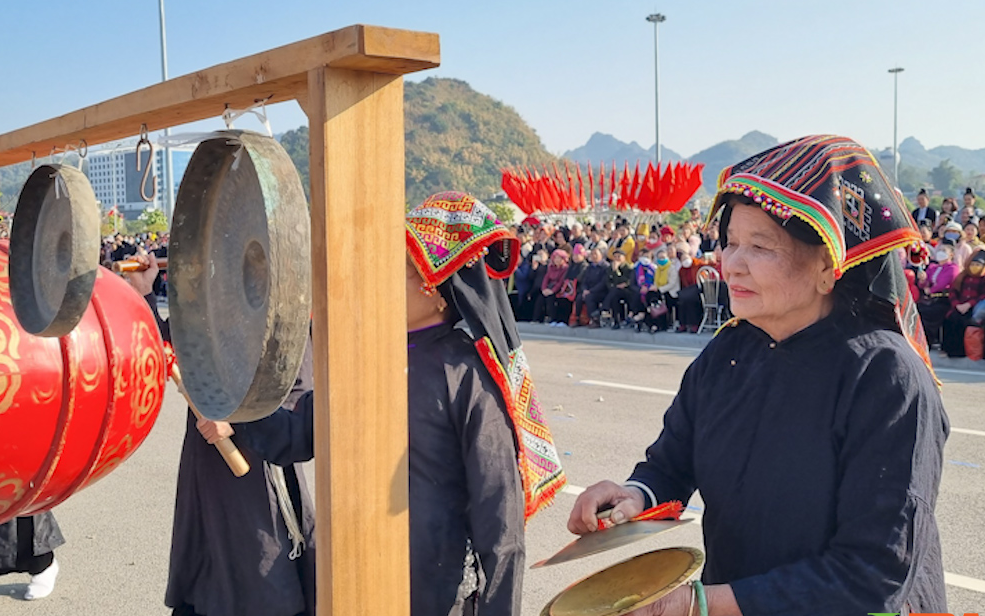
[101, 232, 169, 298]
[911, 187, 985, 359]
[509, 205, 729, 333]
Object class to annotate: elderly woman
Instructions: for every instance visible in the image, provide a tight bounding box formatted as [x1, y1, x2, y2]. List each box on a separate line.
[941, 249, 985, 358]
[917, 243, 960, 348]
[568, 136, 948, 615]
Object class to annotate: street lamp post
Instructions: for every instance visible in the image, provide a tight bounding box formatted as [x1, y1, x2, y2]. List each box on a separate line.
[888, 66, 904, 182]
[158, 0, 174, 221]
[646, 13, 666, 166]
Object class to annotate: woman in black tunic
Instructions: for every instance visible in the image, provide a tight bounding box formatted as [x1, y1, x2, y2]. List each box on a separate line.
[569, 136, 948, 616]
[125, 257, 316, 616]
[210, 192, 567, 615]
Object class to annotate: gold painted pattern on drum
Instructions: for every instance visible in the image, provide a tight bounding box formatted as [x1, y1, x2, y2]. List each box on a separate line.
[88, 435, 133, 483]
[79, 331, 102, 393]
[129, 321, 163, 429]
[0, 474, 26, 517]
[0, 311, 22, 415]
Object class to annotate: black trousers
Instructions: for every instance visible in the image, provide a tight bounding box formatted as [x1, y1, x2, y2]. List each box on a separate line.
[677, 285, 703, 328]
[917, 298, 950, 347]
[0, 518, 54, 576]
[550, 298, 574, 323]
[602, 287, 636, 320]
[942, 311, 972, 357]
[577, 290, 606, 318]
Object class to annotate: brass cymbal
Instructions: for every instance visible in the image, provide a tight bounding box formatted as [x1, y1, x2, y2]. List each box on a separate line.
[540, 547, 704, 616]
[531, 519, 692, 568]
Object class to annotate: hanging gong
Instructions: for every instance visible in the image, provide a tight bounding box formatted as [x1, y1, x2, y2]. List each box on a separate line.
[9, 164, 100, 337]
[540, 547, 704, 616]
[169, 130, 310, 422]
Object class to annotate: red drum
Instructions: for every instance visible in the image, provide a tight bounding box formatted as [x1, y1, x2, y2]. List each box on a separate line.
[0, 240, 166, 524]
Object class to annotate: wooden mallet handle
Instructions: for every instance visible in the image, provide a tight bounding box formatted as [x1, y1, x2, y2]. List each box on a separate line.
[113, 257, 168, 273]
[170, 363, 250, 477]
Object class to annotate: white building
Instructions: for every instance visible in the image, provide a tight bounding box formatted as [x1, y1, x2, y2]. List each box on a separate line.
[85, 145, 195, 218]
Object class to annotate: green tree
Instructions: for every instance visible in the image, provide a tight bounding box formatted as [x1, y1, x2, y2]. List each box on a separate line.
[279, 126, 310, 200]
[929, 159, 963, 194]
[895, 164, 924, 194]
[138, 208, 169, 233]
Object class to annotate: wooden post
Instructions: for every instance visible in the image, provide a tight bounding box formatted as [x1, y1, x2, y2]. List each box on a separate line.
[306, 66, 410, 616]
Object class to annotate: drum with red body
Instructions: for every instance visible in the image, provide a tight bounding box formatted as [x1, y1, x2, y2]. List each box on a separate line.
[0, 240, 166, 524]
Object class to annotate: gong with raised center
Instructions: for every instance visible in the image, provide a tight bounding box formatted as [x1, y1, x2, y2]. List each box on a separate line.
[168, 130, 310, 422]
[9, 164, 100, 337]
[541, 547, 704, 616]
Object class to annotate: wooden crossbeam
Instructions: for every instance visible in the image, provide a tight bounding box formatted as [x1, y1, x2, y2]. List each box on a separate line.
[0, 24, 439, 167]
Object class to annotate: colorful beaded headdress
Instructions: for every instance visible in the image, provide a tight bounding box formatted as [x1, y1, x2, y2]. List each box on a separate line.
[708, 135, 925, 279]
[709, 135, 936, 381]
[406, 191, 520, 294]
[405, 192, 566, 520]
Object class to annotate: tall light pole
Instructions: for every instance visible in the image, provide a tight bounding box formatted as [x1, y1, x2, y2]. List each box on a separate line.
[646, 13, 666, 165]
[158, 0, 175, 221]
[888, 66, 904, 182]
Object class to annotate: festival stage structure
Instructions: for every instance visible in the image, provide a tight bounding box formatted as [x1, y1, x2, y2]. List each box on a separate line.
[0, 24, 439, 616]
[501, 159, 704, 227]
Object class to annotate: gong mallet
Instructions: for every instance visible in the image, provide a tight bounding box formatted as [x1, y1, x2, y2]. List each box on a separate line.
[113, 257, 168, 273]
[169, 362, 251, 477]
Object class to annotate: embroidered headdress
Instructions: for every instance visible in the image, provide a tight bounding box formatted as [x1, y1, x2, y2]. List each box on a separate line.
[406, 191, 566, 520]
[709, 135, 936, 381]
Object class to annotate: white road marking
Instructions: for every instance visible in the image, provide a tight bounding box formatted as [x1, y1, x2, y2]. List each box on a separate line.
[945, 572, 985, 594]
[525, 333, 985, 380]
[522, 332, 703, 354]
[952, 427, 985, 438]
[580, 379, 985, 439]
[560, 485, 985, 594]
[579, 379, 679, 397]
[936, 367, 985, 378]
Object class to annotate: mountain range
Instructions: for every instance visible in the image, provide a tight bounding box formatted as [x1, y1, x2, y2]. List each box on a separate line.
[563, 131, 985, 194]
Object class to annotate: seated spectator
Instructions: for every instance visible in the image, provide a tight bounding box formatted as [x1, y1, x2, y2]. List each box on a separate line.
[607, 225, 636, 264]
[942, 249, 985, 357]
[600, 250, 635, 329]
[569, 222, 588, 246]
[917, 244, 959, 349]
[653, 247, 681, 329]
[552, 244, 588, 326]
[585, 227, 604, 252]
[630, 249, 659, 331]
[516, 249, 548, 321]
[533, 249, 569, 323]
[577, 249, 609, 328]
[700, 222, 721, 254]
[552, 229, 573, 255]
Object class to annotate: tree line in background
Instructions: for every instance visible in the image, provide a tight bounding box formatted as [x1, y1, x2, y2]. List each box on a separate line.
[3, 77, 985, 227]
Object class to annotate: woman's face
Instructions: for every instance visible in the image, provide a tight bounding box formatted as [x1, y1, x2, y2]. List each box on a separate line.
[722, 203, 835, 341]
[969, 257, 985, 278]
[964, 223, 979, 242]
[964, 194, 976, 209]
[405, 260, 447, 331]
[551, 253, 567, 267]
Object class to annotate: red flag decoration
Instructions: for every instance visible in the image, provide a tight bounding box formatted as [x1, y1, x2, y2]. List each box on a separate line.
[576, 164, 586, 211]
[587, 162, 595, 209]
[618, 161, 631, 210]
[600, 161, 608, 207]
[498, 159, 702, 217]
[609, 161, 618, 206]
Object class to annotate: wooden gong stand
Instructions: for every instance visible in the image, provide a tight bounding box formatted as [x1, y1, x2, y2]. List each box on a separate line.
[0, 24, 440, 616]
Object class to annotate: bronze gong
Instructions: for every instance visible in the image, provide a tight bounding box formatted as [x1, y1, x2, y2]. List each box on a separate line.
[9, 164, 100, 337]
[541, 547, 704, 616]
[168, 130, 311, 422]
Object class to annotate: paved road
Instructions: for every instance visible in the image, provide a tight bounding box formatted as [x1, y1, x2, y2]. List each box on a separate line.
[2, 328, 984, 615]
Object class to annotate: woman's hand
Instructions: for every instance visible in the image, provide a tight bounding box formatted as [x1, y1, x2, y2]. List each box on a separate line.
[567, 480, 645, 534]
[543, 288, 554, 296]
[957, 302, 972, 314]
[122, 253, 159, 297]
[196, 417, 235, 445]
[626, 584, 742, 616]
[625, 585, 691, 615]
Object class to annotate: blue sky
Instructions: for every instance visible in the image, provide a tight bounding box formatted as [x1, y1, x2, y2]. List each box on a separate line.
[2, 0, 983, 158]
